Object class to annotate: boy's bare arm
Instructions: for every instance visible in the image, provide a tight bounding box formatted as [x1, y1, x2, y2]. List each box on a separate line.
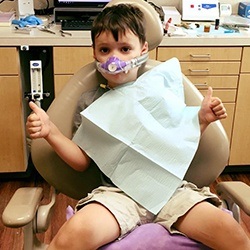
[198, 87, 227, 134]
[26, 101, 91, 171]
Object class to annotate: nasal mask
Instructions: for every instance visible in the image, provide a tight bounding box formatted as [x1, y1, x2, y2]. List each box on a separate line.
[96, 53, 149, 75]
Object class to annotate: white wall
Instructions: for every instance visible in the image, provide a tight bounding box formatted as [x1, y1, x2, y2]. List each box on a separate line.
[0, 0, 243, 15]
[151, 0, 241, 15]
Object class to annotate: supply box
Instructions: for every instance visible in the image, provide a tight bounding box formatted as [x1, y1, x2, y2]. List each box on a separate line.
[238, 2, 250, 18]
[162, 6, 181, 24]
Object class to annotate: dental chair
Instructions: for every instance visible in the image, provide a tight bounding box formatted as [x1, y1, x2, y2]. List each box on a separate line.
[3, 0, 250, 249]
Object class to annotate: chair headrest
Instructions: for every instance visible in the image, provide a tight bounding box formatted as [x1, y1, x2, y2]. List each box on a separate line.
[105, 0, 163, 51]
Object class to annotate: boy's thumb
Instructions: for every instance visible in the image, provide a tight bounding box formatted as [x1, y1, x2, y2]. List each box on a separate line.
[29, 101, 40, 113]
[208, 86, 213, 96]
[204, 86, 213, 101]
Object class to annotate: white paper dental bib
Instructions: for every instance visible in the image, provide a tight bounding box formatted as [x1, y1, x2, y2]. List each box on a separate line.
[73, 58, 200, 214]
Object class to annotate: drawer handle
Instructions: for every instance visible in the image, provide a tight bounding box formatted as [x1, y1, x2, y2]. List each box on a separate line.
[189, 69, 210, 73]
[190, 53, 211, 58]
[194, 82, 208, 88]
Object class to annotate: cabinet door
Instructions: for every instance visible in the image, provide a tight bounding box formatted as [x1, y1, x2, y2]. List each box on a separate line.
[53, 47, 93, 97]
[230, 74, 250, 165]
[54, 47, 93, 74]
[0, 47, 27, 173]
[0, 76, 27, 172]
[0, 48, 18, 75]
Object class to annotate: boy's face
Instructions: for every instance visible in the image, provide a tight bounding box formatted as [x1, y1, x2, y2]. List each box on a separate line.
[93, 29, 148, 88]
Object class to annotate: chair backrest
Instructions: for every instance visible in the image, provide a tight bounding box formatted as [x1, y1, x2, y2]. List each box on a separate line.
[31, 0, 229, 200]
[31, 59, 229, 199]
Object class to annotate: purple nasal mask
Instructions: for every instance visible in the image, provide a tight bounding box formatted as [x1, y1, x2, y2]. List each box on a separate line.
[96, 53, 149, 75]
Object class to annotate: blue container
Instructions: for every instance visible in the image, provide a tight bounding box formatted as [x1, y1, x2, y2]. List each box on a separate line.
[238, 2, 250, 19]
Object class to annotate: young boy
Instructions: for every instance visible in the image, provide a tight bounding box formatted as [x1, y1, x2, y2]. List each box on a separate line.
[26, 4, 250, 250]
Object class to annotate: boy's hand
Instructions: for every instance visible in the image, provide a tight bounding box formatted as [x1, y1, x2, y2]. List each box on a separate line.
[199, 87, 227, 132]
[26, 101, 51, 139]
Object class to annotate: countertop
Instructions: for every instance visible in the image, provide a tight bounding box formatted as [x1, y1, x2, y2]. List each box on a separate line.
[1, 15, 250, 47]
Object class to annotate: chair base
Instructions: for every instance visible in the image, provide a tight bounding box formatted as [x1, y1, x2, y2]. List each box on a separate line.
[100, 223, 211, 250]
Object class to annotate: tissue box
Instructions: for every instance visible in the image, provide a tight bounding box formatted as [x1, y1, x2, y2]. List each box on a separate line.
[162, 6, 181, 24]
[238, 2, 250, 18]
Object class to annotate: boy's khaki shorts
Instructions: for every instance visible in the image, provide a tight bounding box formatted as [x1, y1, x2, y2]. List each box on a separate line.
[76, 181, 222, 237]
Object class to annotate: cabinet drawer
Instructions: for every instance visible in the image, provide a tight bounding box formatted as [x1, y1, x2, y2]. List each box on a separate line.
[198, 89, 236, 103]
[181, 62, 240, 75]
[157, 47, 242, 61]
[241, 47, 250, 73]
[54, 47, 93, 74]
[0, 48, 19, 75]
[187, 76, 238, 89]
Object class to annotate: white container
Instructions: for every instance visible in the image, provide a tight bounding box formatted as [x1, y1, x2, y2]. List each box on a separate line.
[162, 6, 181, 25]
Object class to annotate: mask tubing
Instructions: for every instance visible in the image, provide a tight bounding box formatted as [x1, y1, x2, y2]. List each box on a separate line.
[96, 53, 149, 75]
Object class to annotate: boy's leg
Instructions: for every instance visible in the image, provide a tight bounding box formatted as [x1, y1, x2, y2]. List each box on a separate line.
[174, 201, 250, 250]
[48, 202, 120, 250]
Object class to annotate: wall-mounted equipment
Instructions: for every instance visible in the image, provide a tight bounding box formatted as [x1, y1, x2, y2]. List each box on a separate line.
[182, 0, 219, 21]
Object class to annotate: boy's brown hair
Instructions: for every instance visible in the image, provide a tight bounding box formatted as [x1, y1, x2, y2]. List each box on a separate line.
[91, 4, 146, 47]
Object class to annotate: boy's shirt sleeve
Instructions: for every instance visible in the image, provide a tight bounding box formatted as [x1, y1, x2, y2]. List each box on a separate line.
[73, 87, 107, 133]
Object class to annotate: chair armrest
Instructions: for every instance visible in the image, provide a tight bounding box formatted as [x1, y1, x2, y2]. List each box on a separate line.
[216, 181, 250, 216]
[2, 187, 43, 227]
[36, 187, 57, 233]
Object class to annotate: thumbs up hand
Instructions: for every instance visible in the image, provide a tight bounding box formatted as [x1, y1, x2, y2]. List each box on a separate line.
[26, 101, 51, 139]
[199, 87, 227, 132]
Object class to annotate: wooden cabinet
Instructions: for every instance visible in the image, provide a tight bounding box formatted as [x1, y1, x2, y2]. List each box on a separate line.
[157, 47, 242, 143]
[53, 47, 157, 96]
[53, 47, 93, 96]
[1, 39, 249, 172]
[0, 48, 28, 173]
[229, 47, 250, 165]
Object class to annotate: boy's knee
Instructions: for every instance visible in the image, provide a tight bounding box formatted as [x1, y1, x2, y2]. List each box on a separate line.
[216, 211, 249, 244]
[49, 220, 95, 250]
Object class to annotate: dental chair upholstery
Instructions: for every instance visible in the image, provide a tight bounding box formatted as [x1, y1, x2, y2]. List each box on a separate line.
[3, 0, 250, 249]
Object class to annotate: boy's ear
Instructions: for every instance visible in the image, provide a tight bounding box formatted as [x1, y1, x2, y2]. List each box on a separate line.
[141, 41, 149, 54]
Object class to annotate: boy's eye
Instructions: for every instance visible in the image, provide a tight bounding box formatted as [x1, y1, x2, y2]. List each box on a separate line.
[121, 47, 130, 53]
[100, 48, 109, 53]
